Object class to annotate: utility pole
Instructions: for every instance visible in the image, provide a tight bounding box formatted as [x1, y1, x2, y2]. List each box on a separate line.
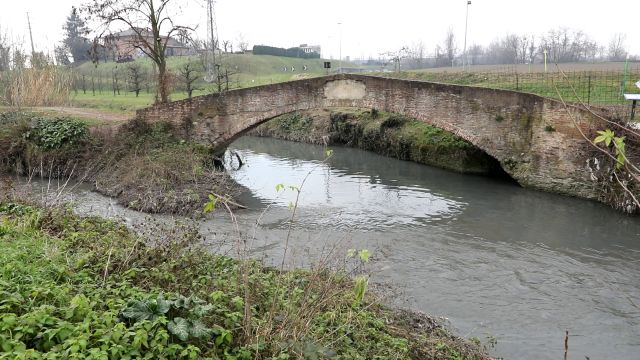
[27, 12, 35, 57]
[462, 1, 471, 71]
[338, 22, 342, 74]
[204, 0, 219, 84]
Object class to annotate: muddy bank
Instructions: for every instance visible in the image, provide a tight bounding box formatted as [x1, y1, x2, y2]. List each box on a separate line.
[0, 111, 240, 215]
[251, 109, 503, 175]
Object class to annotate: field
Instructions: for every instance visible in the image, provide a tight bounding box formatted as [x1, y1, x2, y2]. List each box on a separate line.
[387, 62, 640, 119]
[67, 53, 373, 113]
[415, 62, 634, 73]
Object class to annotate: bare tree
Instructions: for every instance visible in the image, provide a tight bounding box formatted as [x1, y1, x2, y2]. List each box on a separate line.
[410, 41, 426, 69]
[518, 35, 531, 64]
[112, 67, 122, 96]
[84, 0, 193, 103]
[608, 33, 627, 61]
[222, 40, 231, 53]
[13, 49, 27, 70]
[468, 44, 483, 65]
[126, 63, 145, 97]
[0, 28, 11, 71]
[178, 60, 201, 98]
[504, 34, 520, 64]
[236, 33, 249, 53]
[381, 47, 409, 72]
[527, 35, 537, 64]
[443, 28, 457, 66]
[30, 52, 51, 68]
[434, 44, 447, 67]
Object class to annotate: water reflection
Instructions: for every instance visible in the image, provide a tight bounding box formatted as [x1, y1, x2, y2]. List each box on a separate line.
[230, 137, 467, 229]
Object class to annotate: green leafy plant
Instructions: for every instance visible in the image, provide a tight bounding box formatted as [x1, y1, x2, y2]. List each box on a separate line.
[353, 275, 369, 307]
[119, 294, 223, 343]
[120, 294, 172, 322]
[203, 194, 217, 213]
[24, 117, 88, 149]
[594, 129, 626, 168]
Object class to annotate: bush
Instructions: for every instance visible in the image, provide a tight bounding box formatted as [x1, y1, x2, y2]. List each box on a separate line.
[25, 117, 88, 150]
[380, 115, 407, 129]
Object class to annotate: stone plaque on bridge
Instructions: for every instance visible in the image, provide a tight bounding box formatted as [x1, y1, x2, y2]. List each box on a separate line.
[323, 79, 366, 100]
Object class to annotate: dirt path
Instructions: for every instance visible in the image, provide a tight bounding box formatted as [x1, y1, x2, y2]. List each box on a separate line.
[37, 107, 132, 123]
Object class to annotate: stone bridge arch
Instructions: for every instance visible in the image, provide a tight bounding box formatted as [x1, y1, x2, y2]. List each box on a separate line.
[136, 74, 605, 200]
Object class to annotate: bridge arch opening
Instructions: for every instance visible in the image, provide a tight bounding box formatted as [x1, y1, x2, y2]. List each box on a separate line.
[241, 108, 518, 183]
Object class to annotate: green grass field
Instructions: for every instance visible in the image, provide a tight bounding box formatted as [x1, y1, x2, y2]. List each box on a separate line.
[69, 53, 361, 111]
[384, 62, 640, 108]
[69, 91, 205, 113]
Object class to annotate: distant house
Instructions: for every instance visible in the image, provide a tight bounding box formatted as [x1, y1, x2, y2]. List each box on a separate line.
[108, 28, 192, 60]
[299, 44, 321, 56]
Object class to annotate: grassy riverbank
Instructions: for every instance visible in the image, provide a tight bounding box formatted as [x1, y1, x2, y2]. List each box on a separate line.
[0, 111, 238, 215]
[252, 109, 501, 175]
[0, 198, 491, 359]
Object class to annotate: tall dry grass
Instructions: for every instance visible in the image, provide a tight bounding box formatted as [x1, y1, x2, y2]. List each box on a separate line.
[0, 66, 73, 107]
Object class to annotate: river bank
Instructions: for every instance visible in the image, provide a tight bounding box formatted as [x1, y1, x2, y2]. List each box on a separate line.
[0, 110, 239, 215]
[250, 108, 505, 176]
[0, 187, 491, 359]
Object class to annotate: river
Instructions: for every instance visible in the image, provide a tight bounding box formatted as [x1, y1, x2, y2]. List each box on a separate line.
[54, 136, 640, 359]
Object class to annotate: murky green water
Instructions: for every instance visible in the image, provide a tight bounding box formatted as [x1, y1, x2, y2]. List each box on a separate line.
[50, 135, 640, 359]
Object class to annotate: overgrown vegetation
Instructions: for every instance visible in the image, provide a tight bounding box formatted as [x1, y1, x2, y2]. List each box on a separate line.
[0, 199, 490, 359]
[0, 65, 73, 107]
[587, 126, 640, 214]
[0, 111, 238, 215]
[24, 116, 88, 150]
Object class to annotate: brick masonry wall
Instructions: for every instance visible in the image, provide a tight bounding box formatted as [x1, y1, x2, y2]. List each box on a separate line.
[136, 74, 611, 200]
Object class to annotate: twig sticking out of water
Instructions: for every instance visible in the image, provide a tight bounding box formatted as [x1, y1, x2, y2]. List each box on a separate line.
[564, 330, 569, 360]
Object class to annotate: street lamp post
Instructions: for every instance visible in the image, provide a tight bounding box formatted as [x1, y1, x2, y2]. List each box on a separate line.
[338, 22, 342, 74]
[463, 1, 471, 71]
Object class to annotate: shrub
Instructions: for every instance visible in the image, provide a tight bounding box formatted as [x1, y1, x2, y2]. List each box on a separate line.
[25, 117, 88, 149]
[380, 115, 407, 129]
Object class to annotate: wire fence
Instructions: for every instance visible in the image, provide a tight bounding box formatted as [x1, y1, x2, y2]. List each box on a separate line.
[392, 64, 640, 121]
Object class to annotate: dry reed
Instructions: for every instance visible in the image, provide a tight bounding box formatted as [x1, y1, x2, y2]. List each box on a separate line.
[0, 66, 72, 107]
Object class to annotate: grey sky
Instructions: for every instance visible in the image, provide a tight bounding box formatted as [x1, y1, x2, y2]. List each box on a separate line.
[2, 0, 639, 60]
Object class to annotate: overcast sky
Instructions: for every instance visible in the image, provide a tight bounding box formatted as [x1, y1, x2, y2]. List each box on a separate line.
[1, 0, 639, 60]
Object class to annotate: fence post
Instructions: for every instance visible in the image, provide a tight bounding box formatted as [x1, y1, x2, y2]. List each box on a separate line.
[587, 75, 591, 106]
[516, 72, 519, 91]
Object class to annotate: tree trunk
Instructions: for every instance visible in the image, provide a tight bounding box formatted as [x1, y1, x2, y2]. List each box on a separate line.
[157, 62, 170, 103]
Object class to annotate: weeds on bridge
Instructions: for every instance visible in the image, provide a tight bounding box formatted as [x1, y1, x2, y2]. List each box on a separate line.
[551, 67, 640, 214]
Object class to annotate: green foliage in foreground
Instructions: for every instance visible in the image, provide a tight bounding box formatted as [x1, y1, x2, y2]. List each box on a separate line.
[0, 203, 485, 359]
[24, 117, 88, 150]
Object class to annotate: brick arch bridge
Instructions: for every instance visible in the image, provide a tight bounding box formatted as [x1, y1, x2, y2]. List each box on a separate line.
[136, 74, 606, 200]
